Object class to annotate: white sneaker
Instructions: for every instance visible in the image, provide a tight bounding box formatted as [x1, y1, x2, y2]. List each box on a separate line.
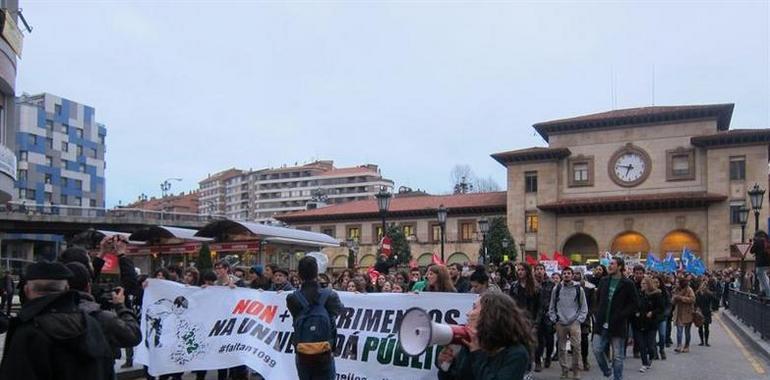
[639, 366, 647, 373]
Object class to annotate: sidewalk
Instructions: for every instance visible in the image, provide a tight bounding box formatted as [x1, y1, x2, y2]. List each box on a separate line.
[721, 306, 770, 363]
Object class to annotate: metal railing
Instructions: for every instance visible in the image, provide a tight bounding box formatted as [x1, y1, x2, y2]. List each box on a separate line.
[2, 201, 228, 223]
[728, 289, 770, 341]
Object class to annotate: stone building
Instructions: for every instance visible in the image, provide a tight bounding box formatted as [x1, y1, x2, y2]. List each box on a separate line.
[492, 104, 770, 268]
[276, 191, 506, 270]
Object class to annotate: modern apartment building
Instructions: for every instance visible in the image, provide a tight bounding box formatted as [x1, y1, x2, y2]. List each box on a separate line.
[13, 93, 106, 207]
[198, 161, 394, 221]
[0, 0, 23, 203]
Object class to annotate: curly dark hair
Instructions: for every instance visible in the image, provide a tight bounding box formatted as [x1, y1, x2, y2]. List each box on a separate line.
[476, 292, 536, 352]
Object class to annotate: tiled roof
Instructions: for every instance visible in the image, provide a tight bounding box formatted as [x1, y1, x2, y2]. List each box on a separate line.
[533, 104, 734, 142]
[491, 147, 571, 166]
[537, 192, 727, 214]
[276, 191, 507, 222]
[690, 128, 770, 147]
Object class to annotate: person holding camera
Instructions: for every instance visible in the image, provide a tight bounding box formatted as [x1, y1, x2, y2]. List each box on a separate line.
[64, 262, 141, 379]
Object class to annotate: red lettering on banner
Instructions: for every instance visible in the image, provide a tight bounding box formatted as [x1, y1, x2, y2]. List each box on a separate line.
[260, 305, 277, 324]
[232, 299, 276, 323]
[232, 299, 251, 314]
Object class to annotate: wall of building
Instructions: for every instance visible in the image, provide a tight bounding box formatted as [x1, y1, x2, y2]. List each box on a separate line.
[0, 0, 19, 203]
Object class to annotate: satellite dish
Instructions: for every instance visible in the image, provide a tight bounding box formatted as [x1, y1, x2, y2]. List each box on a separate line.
[307, 251, 328, 273]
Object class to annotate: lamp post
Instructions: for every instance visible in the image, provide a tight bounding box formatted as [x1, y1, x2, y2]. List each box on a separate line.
[501, 238, 510, 264]
[160, 178, 182, 223]
[437, 204, 448, 262]
[346, 238, 359, 269]
[375, 187, 392, 240]
[748, 183, 766, 234]
[738, 206, 750, 291]
[478, 218, 490, 266]
[519, 241, 526, 261]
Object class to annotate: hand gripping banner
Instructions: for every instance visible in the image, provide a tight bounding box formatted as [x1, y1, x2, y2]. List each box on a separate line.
[135, 279, 477, 379]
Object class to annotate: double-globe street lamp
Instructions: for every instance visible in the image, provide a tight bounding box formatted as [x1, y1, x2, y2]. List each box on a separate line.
[159, 177, 182, 223]
[478, 218, 490, 266]
[437, 204, 448, 262]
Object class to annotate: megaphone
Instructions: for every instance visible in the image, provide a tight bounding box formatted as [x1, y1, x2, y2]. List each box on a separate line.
[397, 307, 469, 357]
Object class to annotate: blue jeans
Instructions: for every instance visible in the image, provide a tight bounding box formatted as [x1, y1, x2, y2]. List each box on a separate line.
[296, 354, 335, 380]
[657, 320, 667, 351]
[592, 329, 626, 380]
[676, 324, 691, 347]
[757, 267, 770, 297]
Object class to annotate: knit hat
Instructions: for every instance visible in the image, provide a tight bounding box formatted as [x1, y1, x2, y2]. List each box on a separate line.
[25, 261, 74, 281]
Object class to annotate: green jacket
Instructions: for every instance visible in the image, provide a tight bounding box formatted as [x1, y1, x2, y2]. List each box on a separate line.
[411, 280, 427, 292]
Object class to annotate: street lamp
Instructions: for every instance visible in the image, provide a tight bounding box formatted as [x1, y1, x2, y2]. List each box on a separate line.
[501, 238, 510, 264]
[738, 206, 750, 291]
[437, 204, 448, 262]
[748, 183, 766, 233]
[375, 187, 392, 239]
[160, 178, 182, 223]
[478, 218, 490, 265]
[346, 238, 359, 269]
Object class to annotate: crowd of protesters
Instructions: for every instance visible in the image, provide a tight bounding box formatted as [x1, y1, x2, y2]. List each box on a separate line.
[0, 229, 768, 380]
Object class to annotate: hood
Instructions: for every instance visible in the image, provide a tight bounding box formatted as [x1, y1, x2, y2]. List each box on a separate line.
[76, 291, 101, 315]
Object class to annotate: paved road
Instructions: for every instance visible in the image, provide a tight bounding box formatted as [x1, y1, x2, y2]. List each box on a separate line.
[528, 311, 768, 380]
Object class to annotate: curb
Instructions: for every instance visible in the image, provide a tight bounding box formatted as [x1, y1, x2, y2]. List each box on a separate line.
[117, 368, 145, 380]
[721, 309, 770, 363]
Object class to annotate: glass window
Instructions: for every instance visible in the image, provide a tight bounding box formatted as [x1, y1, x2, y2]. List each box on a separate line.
[347, 226, 360, 241]
[75, 179, 82, 189]
[45, 156, 52, 166]
[321, 227, 335, 238]
[403, 224, 414, 237]
[730, 157, 745, 181]
[76, 129, 83, 139]
[61, 194, 69, 204]
[44, 174, 52, 184]
[44, 192, 52, 203]
[90, 199, 97, 207]
[76, 145, 83, 156]
[19, 151, 27, 160]
[375, 226, 384, 241]
[525, 171, 538, 193]
[45, 120, 53, 130]
[730, 202, 746, 225]
[55, 104, 62, 114]
[61, 124, 69, 134]
[46, 138, 53, 149]
[17, 169, 27, 181]
[573, 163, 589, 182]
[525, 212, 539, 233]
[29, 134, 36, 144]
[432, 224, 442, 242]
[672, 154, 690, 177]
[460, 222, 475, 241]
[61, 142, 68, 152]
[75, 197, 82, 206]
[25, 189, 36, 200]
[61, 177, 68, 187]
[79, 163, 86, 173]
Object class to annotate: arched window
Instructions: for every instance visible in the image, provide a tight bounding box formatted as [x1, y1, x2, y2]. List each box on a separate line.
[447, 252, 470, 265]
[610, 231, 651, 254]
[417, 252, 433, 267]
[562, 233, 599, 263]
[660, 230, 702, 255]
[359, 254, 376, 267]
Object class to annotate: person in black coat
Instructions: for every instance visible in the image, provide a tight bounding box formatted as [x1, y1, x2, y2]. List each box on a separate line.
[636, 276, 665, 372]
[750, 230, 770, 297]
[591, 257, 640, 380]
[286, 256, 343, 380]
[696, 280, 716, 346]
[0, 262, 112, 380]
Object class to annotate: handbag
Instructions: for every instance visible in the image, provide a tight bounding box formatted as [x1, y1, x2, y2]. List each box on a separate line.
[693, 309, 704, 328]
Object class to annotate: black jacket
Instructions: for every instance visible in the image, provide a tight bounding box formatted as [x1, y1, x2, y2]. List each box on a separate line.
[76, 291, 142, 359]
[509, 281, 541, 324]
[594, 276, 640, 338]
[286, 281, 344, 350]
[455, 276, 471, 293]
[0, 291, 112, 380]
[750, 236, 770, 267]
[637, 290, 665, 331]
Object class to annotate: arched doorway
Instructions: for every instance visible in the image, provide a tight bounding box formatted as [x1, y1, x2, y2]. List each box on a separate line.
[611, 231, 651, 255]
[660, 230, 702, 255]
[331, 255, 348, 268]
[417, 252, 433, 267]
[359, 254, 376, 267]
[562, 233, 599, 263]
[447, 252, 470, 265]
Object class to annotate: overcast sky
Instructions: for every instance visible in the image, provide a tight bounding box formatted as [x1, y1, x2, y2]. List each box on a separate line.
[16, 1, 770, 207]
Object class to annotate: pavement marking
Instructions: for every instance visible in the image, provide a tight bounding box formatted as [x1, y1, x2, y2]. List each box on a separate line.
[716, 313, 767, 375]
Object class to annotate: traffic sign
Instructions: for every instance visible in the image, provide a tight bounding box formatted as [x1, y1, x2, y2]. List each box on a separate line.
[735, 242, 752, 258]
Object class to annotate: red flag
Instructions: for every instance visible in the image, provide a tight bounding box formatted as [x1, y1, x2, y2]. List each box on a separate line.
[540, 253, 550, 261]
[526, 255, 538, 266]
[409, 259, 418, 269]
[432, 253, 444, 265]
[366, 267, 380, 284]
[554, 251, 571, 268]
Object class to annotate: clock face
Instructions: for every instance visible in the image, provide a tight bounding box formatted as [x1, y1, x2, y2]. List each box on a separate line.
[613, 152, 647, 183]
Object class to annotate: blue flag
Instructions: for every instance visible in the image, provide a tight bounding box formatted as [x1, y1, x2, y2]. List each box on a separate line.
[663, 252, 677, 273]
[645, 252, 660, 272]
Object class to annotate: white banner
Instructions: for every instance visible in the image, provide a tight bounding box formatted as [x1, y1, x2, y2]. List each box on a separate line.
[136, 279, 477, 379]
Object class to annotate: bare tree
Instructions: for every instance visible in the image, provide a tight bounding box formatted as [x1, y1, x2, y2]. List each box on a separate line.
[474, 176, 501, 192]
[450, 164, 474, 186]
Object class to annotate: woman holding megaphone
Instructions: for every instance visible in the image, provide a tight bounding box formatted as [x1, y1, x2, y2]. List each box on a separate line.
[437, 292, 535, 379]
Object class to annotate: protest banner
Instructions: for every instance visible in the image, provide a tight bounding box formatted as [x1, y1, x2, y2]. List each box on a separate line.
[542, 260, 559, 276]
[135, 279, 477, 379]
